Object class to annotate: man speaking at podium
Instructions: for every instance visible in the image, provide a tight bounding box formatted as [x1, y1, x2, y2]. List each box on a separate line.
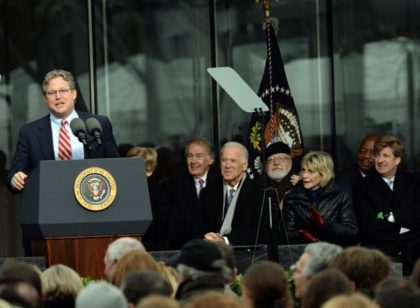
[6, 69, 119, 193]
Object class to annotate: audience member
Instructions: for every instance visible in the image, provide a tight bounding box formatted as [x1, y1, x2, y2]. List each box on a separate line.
[41, 264, 83, 308]
[375, 277, 420, 308]
[127, 146, 170, 250]
[104, 237, 145, 281]
[254, 142, 299, 245]
[137, 294, 179, 308]
[322, 293, 376, 308]
[409, 258, 420, 287]
[301, 268, 353, 308]
[203, 142, 261, 245]
[354, 135, 420, 274]
[171, 239, 231, 302]
[76, 281, 127, 308]
[111, 249, 160, 287]
[122, 270, 172, 307]
[163, 137, 221, 249]
[330, 246, 390, 298]
[283, 151, 358, 245]
[241, 260, 293, 308]
[292, 242, 342, 300]
[155, 262, 178, 297]
[215, 242, 238, 286]
[185, 291, 241, 308]
[336, 134, 380, 197]
[0, 260, 42, 308]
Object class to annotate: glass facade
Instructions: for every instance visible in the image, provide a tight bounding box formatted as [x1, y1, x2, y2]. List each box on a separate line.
[1, 0, 420, 256]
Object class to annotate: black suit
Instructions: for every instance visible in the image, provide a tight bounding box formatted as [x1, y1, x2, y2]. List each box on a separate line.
[200, 174, 262, 245]
[336, 164, 364, 197]
[354, 170, 420, 264]
[163, 168, 222, 249]
[6, 111, 119, 192]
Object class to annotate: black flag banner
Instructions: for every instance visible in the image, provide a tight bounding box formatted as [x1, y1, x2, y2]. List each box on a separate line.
[246, 18, 304, 180]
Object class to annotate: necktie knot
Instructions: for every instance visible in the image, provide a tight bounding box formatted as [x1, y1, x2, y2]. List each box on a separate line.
[387, 179, 394, 190]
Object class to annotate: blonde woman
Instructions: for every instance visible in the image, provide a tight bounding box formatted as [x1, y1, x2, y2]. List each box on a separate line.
[283, 151, 358, 245]
[41, 264, 84, 308]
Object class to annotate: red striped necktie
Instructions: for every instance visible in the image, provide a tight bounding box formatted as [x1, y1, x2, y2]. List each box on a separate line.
[58, 120, 72, 160]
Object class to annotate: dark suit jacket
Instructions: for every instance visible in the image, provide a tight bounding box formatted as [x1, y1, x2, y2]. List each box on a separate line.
[200, 174, 262, 246]
[163, 167, 222, 249]
[354, 170, 420, 255]
[6, 110, 119, 192]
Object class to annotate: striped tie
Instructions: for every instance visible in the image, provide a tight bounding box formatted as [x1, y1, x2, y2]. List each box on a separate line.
[58, 120, 72, 160]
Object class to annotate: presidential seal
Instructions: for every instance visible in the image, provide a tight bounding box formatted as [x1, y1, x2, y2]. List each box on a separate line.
[74, 167, 117, 211]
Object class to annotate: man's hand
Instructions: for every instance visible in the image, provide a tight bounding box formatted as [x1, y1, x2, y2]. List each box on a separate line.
[204, 232, 224, 242]
[11, 171, 28, 191]
[290, 174, 301, 186]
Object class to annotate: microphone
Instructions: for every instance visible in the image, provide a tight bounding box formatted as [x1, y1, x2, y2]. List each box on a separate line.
[85, 117, 103, 145]
[70, 118, 89, 147]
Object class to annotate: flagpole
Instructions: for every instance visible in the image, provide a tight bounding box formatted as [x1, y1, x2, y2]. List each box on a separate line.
[256, 0, 271, 17]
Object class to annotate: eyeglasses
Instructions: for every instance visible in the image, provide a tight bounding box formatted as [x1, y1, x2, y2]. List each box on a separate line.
[45, 88, 72, 97]
[267, 156, 291, 164]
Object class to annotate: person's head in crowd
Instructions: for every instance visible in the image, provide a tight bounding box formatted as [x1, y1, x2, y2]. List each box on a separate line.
[409, 258, 420, 288]
[42, 69, 77, 119]
[174, 239, 230, 282]
[215, 242, 238, 284]
[220, 142, 248, 187]
[122, 270, 172, 307]
[0, 260, 42, 308]
[322, 293, 376, 308]
[356, 134, 380, 174]
[264, 142, 293, 182]
[76, 281, 127, 308]
[104, 237, 145, 281]
[293, 242, 343, 299]
[242, 260, 293, 308]
[126, 147, 158, 177]
[330, 246, 390, 297]
[185, 291, 241, 308]
[111, 249, 160, 287]
[301, 151, 335, 190]
[41, 264, 84, 308]
[185, 137, 215, 178]
[374, 135, 405, 179]
[301, 268, 353, 308]
[136, 294, 179, 308]
[155, 262, 178, 297]
[375, 277, 420, 308]
[0, 299, 11, 308]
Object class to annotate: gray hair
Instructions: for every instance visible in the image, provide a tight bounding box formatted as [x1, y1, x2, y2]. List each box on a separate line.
[302, 242, 343, 278]
[105, 237, 145, 263]
[42, 69, 76, 93]
[220, 141, 249, 162]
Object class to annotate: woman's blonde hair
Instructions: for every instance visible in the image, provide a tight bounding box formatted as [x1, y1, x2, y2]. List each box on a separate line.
[301, 151, 335, 187]
[41, 264, 83, 298]
[126, 147, 158, 173]
[322, 293, 376, 308]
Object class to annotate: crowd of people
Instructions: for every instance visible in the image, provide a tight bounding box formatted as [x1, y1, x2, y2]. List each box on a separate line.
[1, 237, 420, 307]
[3, 68, 420, 306]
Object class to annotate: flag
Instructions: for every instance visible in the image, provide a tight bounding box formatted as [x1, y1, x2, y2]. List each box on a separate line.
[246, 18, 304, 180]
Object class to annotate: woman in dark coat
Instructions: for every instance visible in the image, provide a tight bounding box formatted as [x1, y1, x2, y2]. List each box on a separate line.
[283, 151, 358, 246]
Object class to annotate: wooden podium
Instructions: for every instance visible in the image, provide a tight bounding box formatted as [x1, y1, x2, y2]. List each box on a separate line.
[21, 158, 151, 278]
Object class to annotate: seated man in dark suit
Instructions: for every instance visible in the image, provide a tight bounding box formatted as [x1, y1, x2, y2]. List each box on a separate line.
[163, 137, 221, 249]
[354, 135, 420, 273]
[203, 141, 261, 245]
[6, 69, 119, 193]
[336, 134, 380, 196]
